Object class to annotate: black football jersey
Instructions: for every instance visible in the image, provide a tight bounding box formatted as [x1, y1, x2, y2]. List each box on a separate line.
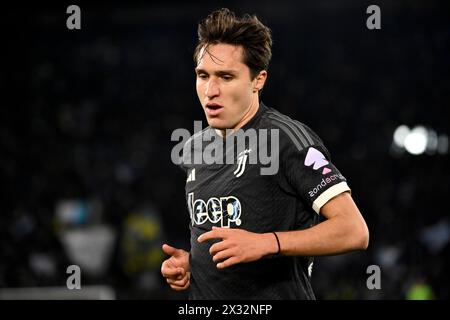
[179, 102, 350, 299]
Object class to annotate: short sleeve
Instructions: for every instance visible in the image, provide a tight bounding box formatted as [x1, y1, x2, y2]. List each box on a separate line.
[281, 139, 351, 215]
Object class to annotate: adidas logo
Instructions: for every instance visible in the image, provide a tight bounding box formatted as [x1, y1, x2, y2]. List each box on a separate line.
[187, 168, 196, 182]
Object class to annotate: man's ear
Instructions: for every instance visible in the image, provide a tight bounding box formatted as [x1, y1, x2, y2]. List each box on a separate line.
[253, 70, 268, 92]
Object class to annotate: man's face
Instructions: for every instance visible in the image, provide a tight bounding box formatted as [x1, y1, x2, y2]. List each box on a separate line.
[195, 43, 259, 130]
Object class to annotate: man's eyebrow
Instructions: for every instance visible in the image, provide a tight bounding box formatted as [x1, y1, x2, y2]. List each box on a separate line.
[195, 68, 238, 75]
[195, 68, 206, 74]
[216, 70, 237, 76]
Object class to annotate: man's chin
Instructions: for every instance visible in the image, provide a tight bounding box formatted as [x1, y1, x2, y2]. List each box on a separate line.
[206, 118, 229, 130]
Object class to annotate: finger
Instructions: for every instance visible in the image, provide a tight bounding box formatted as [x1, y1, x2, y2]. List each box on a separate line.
[169, 273, 191, 291]
[175, 268, 186, 280]
[167, 275, 189, 287]
[212, 248, 234, 263]
[212, 226, 237, 231]
[217, 256, 240, 269]
[170, 280, 190, 291]
[162, 244, 180, 257]
[167, 276, 188, 286]
[198, 229, 226, 243]
[209, 240, 229, 256]
[198, 230, 214, 243]
[161, 264, 184, 278]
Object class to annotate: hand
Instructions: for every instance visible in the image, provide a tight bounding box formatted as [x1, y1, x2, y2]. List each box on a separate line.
[161, 244, 190, 291]
[197, 227, 278, 269]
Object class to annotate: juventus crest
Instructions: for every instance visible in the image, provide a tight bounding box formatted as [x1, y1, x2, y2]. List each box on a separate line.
[233, 149, 252, 178]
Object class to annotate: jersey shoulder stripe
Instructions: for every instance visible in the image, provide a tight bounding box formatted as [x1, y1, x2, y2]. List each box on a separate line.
[265, 110, 314, 152]
[291, 119, 315, 146]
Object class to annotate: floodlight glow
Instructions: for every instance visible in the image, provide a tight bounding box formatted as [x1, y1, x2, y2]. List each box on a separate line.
[393, 125, 410, 148]
[404, 126, 428, 155]
[438, 135, 448, 154]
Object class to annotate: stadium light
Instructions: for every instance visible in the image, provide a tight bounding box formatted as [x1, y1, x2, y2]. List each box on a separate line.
[392, 125, 448, 156]
[393, 125, 410, 148]
[404, 126, 428, 155]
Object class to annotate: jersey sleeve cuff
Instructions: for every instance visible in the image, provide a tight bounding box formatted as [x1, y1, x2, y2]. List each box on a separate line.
[312, 181, 351, 214]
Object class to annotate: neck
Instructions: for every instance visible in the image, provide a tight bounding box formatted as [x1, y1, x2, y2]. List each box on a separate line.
[216, 95, 260, 137]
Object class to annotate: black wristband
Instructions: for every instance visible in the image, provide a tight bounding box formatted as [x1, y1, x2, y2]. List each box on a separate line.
[272, 232, 281, 255]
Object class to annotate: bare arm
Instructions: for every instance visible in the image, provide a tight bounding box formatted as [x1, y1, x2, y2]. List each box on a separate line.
[198, 191, 369, 269]
[276, 191, 369, 256]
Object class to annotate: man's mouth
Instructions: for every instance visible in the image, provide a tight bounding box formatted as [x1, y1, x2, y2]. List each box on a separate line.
[205, 103, 224, 116]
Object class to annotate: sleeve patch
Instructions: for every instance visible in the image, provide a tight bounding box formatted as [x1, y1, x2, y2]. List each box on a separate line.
[312, 182, 351, 214]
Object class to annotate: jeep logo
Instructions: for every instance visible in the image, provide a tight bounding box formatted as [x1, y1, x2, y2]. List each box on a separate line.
[188, 192, 242, 227]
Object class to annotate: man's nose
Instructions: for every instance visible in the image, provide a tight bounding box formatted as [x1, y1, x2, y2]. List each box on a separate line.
[205, 79, 219, 98]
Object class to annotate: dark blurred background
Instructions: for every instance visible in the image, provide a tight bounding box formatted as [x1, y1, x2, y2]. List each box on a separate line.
[0, 0, 449, 299]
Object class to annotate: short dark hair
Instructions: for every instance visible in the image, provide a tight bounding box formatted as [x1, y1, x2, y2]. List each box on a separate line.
[194, 8, 272, 79]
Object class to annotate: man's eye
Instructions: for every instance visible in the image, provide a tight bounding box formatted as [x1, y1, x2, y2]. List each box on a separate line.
[222, 75, 233, 81]
[197, 74, 208, 79]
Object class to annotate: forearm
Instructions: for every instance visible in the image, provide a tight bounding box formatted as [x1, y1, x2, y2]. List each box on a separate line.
[268, 214, 368, 257]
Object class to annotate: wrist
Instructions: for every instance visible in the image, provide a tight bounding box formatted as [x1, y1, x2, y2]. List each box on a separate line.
[264, 232, 281, 256]
[272, 232, 281, 255]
